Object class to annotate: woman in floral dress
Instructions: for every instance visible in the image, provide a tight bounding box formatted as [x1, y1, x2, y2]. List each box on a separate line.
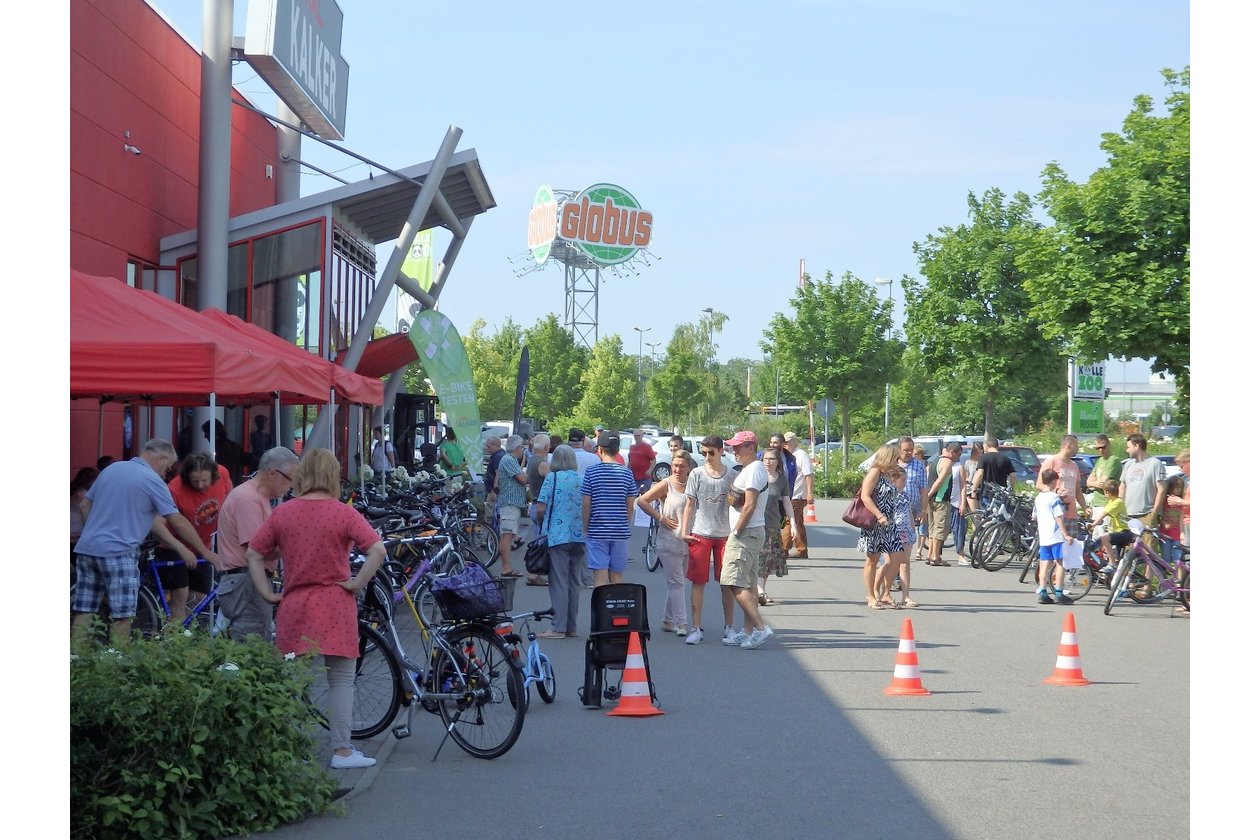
[856, 444, 907, 610]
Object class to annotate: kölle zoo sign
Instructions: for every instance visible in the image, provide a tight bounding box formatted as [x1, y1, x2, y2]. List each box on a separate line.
[528, 183, 654, 266]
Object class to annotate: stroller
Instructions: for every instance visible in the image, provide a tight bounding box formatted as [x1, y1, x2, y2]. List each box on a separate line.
[579, 583, 658, 709]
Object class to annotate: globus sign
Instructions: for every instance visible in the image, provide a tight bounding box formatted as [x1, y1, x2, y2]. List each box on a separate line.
[1074, 362, 1106, 400]
[527, 182, 655, 266]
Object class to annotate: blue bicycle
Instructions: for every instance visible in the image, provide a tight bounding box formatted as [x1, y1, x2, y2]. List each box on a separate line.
[504, 608, 557, 708]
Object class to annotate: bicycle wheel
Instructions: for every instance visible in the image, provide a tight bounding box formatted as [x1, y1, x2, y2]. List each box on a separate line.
[1060, 564, 1094, 602]
[536, 653, 556, 703]
[1104, 554, 1132, 615]
[1018, 541, 1040, 583]
[311, 622, 402, 740]
[644, 522, 662, 572]
[1178, 568, 1189, 611]
[978, 524, 1018, 572]
[463, 519, 500, 570]
[132, 586, 166, 639]
[964, 511, 987, 563]
[433, 625, 525, 759]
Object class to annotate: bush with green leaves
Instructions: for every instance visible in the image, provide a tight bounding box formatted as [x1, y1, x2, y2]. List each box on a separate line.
[71, 628, 338, 839]
[814, 463, 866, 499]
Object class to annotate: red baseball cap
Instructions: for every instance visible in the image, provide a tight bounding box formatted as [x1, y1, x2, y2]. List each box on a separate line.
[724, 430, 758, 448]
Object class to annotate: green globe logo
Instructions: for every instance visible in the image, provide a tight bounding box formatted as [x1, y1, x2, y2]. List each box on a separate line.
[527, 184, 557, 264]
[557, 183, 654, 266]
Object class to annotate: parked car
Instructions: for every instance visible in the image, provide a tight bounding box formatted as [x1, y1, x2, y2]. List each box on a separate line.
[1154, 454, 1183, 480]
[811, 441, 871, 468]
[998, 445, 1041, 487]
[650, 436, 736, 481]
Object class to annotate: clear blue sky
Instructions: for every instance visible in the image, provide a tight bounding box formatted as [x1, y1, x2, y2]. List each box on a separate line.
[154, 0, 1187, 383]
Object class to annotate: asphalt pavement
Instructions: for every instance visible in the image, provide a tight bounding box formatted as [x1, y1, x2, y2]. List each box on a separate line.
[262, 497, 1189, 839]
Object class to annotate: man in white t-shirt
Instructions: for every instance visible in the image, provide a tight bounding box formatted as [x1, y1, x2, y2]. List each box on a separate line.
[719, 431, 774, 649]
[781, 431, 815, 558]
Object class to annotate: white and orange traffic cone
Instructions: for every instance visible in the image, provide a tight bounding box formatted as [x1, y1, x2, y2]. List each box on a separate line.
[804, 503, 818, 523]
[607, 631, 663, 717]
[1044, 612, 1091, 686]
[884, 618, 931, 696]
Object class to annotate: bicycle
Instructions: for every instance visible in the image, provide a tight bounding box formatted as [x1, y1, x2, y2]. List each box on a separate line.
[308, 561, 526, 759]
[641, 503, 662, 573]
[71, 541, 223, 640]
[501, 608, 557, 710]
[1103, 524, 1189, 616]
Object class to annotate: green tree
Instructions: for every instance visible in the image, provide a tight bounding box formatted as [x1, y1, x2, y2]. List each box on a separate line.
[521, 313, 588, 428]
[905, 188, 1064, 436]
[647, 326, 706, 433]
[761, 271, 899, 468]
[463, 317, 522, 420]
[573, 335, 638, 430]
[1023, 68, 1189, 392]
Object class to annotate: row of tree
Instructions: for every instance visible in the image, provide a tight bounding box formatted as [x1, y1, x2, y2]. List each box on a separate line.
[400, 69, 1188, 455]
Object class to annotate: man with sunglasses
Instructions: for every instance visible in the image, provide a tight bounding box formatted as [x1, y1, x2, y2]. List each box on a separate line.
[215, 446, 299, 641]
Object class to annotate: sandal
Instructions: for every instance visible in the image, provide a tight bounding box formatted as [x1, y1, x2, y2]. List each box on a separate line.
[511, 537, 524, 551]
[867, 599, 887, 610]
[500, 570, 523, 578]
[537, 631, 566, 640]
[901, 598, 919, 608]
[565, 632, 580, 638]
[879, 597, 900, 609]
[526, 576, 549, 586]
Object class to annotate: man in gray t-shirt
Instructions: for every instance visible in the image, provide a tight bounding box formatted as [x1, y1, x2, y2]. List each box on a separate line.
[1119, 434, 1167, 525]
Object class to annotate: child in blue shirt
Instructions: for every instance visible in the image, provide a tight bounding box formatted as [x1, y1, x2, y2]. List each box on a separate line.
[1034, 468, 1075, 605]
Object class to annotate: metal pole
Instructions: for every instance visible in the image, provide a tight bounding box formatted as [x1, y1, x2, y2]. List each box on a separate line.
[883, 282, 892, 434]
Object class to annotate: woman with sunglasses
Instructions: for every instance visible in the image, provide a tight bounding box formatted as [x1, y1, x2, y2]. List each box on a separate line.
[678, 435, 737, 645]
[636, 450, 694, 636]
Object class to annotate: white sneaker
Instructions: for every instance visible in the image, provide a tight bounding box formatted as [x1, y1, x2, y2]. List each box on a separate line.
[722, 625, 738, 643]
[330, 749, 377, 769]
[723, 630, 749, 646]
[676, 625, 689, 637]
[741, 626, 775, 649]
[685, 627, 703, 645]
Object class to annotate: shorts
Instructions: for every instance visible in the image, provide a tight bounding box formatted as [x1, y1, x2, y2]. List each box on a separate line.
[154, 547, 214, 593]
[586, 538, 629, 573]
[686, 535, 727, 583]
[928, 499, 951, 540]
[498, 505, 523, 535]
[217, 572, 275, 641]
[1039, 543, 1064, 562]
[720, 527, 764, 590]
[72, 551, 141, 619]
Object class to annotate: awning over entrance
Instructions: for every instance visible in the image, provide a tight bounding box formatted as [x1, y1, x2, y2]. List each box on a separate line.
[335, 332, 418, 380]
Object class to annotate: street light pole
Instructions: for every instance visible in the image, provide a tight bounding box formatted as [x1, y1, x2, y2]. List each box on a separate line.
[873, 277, 894, 435]
[633, 326, 651, 406]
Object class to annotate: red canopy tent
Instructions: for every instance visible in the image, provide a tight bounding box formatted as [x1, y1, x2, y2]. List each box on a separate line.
[70, 270, 331, 404]
[199, 308, 383, 406]
[335, 332, 419, 380]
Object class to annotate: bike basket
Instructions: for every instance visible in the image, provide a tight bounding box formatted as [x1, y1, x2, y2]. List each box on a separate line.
[431, 565, 513, 621]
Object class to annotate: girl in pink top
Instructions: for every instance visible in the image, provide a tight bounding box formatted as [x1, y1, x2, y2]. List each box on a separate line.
[247, 448, 386, 770]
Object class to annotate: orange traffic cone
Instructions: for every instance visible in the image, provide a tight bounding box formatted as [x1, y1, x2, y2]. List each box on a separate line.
[607, 631, 663, 717]
[884, 618, 931, 696]
[804, 503, 818, 523]
[1044, 612, 1091, 686]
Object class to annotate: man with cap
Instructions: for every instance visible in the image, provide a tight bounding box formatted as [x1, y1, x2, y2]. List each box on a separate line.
[781, 431, 815, 558]
[719, 430, 774, 649]
[581, 430, 640, 588]
[570, 427, 600, 474]
[627, 429, 656, 494]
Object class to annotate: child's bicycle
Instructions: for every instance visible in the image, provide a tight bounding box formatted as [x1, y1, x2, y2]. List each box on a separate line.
[502, 608, 557, 710]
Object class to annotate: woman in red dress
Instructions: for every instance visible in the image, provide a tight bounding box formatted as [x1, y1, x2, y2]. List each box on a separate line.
[247, 448, 386, 770]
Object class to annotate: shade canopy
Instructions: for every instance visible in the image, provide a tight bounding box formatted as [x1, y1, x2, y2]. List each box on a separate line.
[335, 332, 419, 380]
[70, 270, 356, 405]
[199, 308, 384, 405]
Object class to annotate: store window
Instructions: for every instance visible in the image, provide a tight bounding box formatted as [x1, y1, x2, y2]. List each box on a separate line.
[126, 258, 157, 291]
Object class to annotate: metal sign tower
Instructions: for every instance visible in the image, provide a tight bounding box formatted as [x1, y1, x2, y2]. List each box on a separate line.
[511, 183, 658, 351]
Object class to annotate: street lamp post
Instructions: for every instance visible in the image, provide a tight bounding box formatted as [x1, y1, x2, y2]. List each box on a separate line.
[873, 277, 894, 435]
[633, 326, 651, 404]
[645, 340, 660, 360]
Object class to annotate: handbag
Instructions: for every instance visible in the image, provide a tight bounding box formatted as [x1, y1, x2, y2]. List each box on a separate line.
[843, 497, 878, 530]
[524, 476, 558, 576]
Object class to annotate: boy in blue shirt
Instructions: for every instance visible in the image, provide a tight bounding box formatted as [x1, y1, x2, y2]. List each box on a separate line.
[1034, 469, 1075, 605]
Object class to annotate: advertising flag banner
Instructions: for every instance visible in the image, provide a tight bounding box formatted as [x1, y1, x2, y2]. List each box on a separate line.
[402, 228, 435, 292]
[407, 311, 484, 478]
[513, 346, 529, 435]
